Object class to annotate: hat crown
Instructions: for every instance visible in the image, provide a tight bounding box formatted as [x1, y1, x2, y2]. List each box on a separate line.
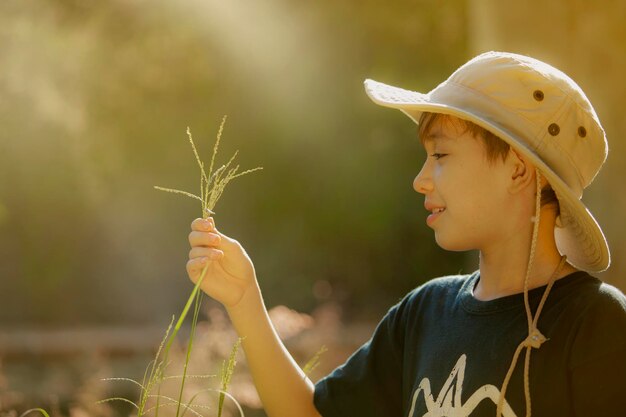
[432, 51, 608, 197]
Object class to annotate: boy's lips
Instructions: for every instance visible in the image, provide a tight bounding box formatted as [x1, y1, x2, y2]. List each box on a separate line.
[424, 202, 446, 226]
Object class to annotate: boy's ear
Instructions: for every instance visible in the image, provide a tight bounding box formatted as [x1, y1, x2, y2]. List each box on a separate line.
[508, 148, 534, 194]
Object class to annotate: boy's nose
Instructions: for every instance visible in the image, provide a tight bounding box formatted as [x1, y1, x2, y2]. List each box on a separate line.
[413, 163, 433, 194]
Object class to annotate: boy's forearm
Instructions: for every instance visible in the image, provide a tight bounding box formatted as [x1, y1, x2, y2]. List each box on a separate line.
[226, 284, 323, 417]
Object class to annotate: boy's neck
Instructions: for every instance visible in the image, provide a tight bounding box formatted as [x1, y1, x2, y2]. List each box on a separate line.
[473, 211, 579, 301]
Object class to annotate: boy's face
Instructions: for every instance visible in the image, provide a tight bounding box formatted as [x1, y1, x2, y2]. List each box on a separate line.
[413, 115, 516, 252]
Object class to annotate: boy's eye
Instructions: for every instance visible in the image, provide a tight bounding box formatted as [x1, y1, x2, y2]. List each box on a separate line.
[430, 153, 447, 160]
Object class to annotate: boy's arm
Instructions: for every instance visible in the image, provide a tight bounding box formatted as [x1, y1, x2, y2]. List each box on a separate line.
[186, 217, 322, 417]
[226, 284, 322, 417]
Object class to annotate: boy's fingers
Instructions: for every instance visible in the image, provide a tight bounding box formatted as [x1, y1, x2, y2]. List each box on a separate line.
[189, 221, 239, 252]
[186, 258, 206, 280]
[189, 246, 224, 260]
[191, 217, 215, 232]
[186, 251, 223, 276]
[189, 231, 222, 248]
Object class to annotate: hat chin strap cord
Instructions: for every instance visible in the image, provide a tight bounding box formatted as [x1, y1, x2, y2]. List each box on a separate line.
[496, 169, 568, 417]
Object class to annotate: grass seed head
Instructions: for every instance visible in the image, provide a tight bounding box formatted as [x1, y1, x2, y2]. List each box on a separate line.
[155, 116, 262, 219]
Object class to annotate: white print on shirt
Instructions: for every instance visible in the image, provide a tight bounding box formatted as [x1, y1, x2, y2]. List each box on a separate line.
[407, 354, 517, 417]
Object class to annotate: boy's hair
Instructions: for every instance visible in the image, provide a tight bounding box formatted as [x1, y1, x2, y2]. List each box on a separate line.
[418, 112, 559, 213]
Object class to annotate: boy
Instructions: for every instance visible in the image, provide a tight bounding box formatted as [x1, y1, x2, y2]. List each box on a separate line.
[186, 52, 626, 416]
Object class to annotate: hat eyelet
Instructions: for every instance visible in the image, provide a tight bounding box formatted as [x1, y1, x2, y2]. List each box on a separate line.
[548, 123, 560, 136]
[533, 90, 544, 101]
[578, 126, 587, 138]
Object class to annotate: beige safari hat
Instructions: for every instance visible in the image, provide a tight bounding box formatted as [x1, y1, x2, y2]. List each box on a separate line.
[364, 51, 610, 272]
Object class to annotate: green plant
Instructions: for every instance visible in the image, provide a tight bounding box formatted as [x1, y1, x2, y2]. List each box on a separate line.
[216, 338, 242, 417]
[18, 409, 50, 417]
[153, 115, 262, 219]
[99, 116, 261, 417]
[301, 345, 328, 379]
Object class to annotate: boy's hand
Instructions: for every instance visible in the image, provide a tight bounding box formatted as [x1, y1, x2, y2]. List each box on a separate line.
[188, 218, 320, 417]
[187, 217, 257, 309]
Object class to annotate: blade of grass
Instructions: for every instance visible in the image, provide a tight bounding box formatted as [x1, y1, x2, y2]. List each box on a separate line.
[148, 395, 207, 417]
[180, 388, 246, 417]
[154, 262, 210, 417]
[229, 167, 263, 180]
[186, 127, 209, 201]
[218, 337, 243, 417]
[100, 377, 146, 391]
[130, 117, 260, 417]
[174, 280, 205, 417]
[18, 409, 51, 417]
[153, 187, 203, 203]
[302, 345, 328, 378]
[96, 398, 140, 410]
[208, 116, 227, 192]
[163, 374, 216, 380]
[139, 316, 174, 415]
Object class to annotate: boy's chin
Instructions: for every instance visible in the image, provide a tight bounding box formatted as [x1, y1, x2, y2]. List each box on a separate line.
[434, 234, 473, 252]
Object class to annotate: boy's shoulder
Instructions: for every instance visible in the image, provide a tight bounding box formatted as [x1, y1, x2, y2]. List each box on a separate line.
[558, 275, 626, 366]
[398, 271, 626, 317]
[549, 272, 626, 313]
[595, 280, 626, 306]
[574, 277, 626, 320]
[397, 271, 476, 310]
[414, 271, 476, 294]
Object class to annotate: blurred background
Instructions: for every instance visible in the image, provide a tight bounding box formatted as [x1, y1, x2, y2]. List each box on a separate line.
[1, 0, 624, 416]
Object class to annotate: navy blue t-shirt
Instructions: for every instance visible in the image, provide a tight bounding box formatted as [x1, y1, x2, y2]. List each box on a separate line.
[313, 271, 626, 417]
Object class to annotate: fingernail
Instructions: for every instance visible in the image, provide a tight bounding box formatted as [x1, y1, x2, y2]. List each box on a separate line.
[200, 257, 207, 264]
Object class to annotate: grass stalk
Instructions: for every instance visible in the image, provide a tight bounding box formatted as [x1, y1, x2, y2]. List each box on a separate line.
[302, 345, 328, 378]
[174, 275, 206, 416]
[96, 398, 140, 410]
[18, 409, 51, 417]
[154, 264, 209, 417]
[217, 337, 243, 417]
[102, 116, 260, 417]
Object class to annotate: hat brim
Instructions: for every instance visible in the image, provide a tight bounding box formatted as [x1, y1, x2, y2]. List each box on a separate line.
[364, 78, 610, 272]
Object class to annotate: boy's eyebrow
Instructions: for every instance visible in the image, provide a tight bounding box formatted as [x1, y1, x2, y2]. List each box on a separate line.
[421, 131, 457, 145]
